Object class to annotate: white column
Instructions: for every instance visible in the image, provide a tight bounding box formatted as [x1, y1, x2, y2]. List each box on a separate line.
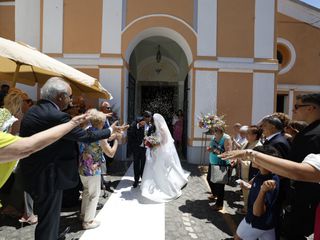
[15, 0, 40, 49]
[101, 0, 123, 54]
[188, 69, 193, 139]
[42, 0, 63, 53]
[197, 0, 217, 56]
[100, 68, 122, 115]
[178, 81, 184, 110]
[288, 89, 294, 119]
[252, 72, 275, 124]
[16, 83, 38, 100]
[100, 68, 125, 160]
[122, 68, 128, 123]
[194, 69, 218, 138]
[254, 0, 275, 58]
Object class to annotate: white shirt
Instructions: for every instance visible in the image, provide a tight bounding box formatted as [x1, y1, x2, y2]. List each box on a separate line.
[303, 154, 320, 171]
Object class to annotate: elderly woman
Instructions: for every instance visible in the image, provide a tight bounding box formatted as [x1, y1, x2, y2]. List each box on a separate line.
[79, 109, 122, 230]
[206, 125, 233, 211]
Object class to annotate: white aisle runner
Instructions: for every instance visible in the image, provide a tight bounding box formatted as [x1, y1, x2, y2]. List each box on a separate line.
[80, 164, 165, 240]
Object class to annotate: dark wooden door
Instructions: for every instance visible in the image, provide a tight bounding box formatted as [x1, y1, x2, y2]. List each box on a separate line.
[127, 73, 136, 124]
[182, 74, 189, 159]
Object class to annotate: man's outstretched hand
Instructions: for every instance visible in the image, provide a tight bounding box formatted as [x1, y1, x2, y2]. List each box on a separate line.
[70, 113, 89, 127]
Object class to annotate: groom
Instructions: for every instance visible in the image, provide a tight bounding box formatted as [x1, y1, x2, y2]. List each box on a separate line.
[128, 111, 154, 188]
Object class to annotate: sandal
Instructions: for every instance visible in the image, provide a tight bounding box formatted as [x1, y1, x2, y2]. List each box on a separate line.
[19, 214, 38, 225]
[207, 195, 217, 201]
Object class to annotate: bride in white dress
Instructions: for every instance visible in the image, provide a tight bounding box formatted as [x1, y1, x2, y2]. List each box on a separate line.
[141, 113, 190, 202]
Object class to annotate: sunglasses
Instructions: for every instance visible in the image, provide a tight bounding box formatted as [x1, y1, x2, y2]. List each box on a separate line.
[294, 104, 312, 110]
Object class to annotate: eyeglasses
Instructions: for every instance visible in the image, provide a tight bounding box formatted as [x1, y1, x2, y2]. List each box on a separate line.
[294, 104, 312, 110]
[63, 93, 73, 100]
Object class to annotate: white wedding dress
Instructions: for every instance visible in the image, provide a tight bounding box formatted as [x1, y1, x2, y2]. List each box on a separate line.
[141, 113, 190, 202]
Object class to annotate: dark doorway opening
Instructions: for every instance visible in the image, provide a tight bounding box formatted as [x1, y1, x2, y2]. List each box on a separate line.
[182, 75, 189, 159]
[127, 73, 136, 123]
[141, 85, 177, 126]
[276, 94, 288, 113]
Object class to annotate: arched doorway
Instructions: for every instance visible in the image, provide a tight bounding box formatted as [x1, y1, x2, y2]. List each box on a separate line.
[126, 36, 189, 158]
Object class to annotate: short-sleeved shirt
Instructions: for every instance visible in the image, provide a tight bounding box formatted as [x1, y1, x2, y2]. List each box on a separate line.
[303, 153, 320, 171]
[245, 172, 280, 230]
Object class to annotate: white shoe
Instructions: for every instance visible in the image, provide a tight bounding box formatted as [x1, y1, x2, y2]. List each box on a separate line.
[82, 220, 100, 230]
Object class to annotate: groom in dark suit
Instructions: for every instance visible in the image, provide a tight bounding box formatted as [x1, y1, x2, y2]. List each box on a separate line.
[19, 77, 119, 240]
[127, 111, 154, 188]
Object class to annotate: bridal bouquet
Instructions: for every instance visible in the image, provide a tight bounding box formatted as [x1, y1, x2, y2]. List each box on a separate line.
[144, 135, 160, 148]
[198, 113, 226, 130]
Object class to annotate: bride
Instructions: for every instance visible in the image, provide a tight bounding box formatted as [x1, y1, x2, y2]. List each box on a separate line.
[141, 113, 190, 202]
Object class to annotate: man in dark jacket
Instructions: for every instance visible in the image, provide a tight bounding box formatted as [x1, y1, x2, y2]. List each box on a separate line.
[19, 77, 119, 240]
[261, 116, 291, 158]
[127, 111, 154, 188]
[261, 115, 291, 239]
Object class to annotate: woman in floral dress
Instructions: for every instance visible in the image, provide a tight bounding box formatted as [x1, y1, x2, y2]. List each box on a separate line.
[79, 109, 122, 230]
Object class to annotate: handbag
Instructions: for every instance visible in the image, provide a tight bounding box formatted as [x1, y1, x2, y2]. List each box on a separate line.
[210, 165, 229, 184]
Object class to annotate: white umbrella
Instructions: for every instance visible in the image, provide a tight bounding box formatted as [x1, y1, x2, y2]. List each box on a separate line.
[0, 37, 112, 99]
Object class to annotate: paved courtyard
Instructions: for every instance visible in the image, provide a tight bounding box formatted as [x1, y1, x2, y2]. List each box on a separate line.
[0, 161, 251, 240]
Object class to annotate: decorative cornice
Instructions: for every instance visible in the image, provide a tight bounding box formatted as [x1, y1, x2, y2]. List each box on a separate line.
[193, 58, 278, 72]
[278, 0, 320, 29]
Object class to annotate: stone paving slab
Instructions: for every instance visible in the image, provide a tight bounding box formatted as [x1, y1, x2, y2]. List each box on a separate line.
[165, 162, 243, 240]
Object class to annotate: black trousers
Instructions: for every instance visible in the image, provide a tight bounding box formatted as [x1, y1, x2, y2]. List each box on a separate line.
[212, 183, 225, 207]
[206, 164, 215, 195]
[206, 165, 225, 206]
[31, 189, 63, 240]
[133, 147, 146, 183]
[281, 203, 317, 240]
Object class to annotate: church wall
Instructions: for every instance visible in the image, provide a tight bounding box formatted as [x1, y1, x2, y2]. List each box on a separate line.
[63, 0, 103, 53]
[0, 5, 15, 41]
[126, 0, 194, 28]
[217, 0, 255, 58]
[217, 72, 253, 128]
[3, 0, 319, 162]
[277, 13, 320, 86]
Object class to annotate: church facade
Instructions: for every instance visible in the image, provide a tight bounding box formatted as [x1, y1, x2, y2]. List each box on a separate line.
[0, 0, 319, 163]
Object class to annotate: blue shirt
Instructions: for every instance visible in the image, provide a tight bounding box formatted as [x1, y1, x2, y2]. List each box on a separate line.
[245, 172, 280, 230]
